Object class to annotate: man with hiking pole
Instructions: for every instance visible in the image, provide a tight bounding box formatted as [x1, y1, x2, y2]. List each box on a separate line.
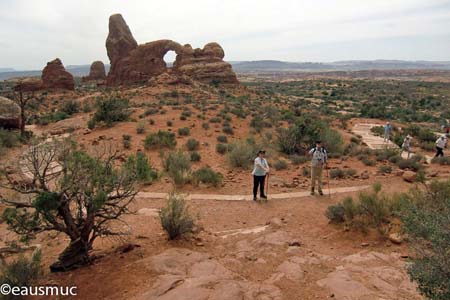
[308, 141, 328, 196]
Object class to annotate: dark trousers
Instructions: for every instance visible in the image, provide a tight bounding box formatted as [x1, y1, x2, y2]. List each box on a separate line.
[435, 146, 444, 157]
[253, 175, 266, 198]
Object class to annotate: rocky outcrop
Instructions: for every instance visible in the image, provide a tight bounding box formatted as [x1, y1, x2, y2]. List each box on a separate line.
[106, 14, 238, 86]
[14, 78, 43, 92]
[41, 58, 75, 90]
[0, 96, 20, 129]
[82, 61, 106, 82]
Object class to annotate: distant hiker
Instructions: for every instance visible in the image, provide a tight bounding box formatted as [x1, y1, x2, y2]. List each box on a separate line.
[401, 135, 412, 159]
[252, 150, 270, 201]
[435, 135, 448, 157]
[308, 141, 328, 196]
[383, 122, 392, 142]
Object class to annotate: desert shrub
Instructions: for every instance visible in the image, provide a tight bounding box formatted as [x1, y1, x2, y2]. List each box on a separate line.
[375, 149, 399, 162]
[321, 128, 344, 155]
[345, 168, 357, 177]
[90, 96, 130, 127]
[290, 155, 307, 165]
[0, 249, 42, 299]
[122, 134, 132, 149]
[192, 167, 223, 187]
[202, 122, 210, 130]
[144, 130, 176, 150]
[361, 157, 376, 166]
[217, 135, 228, 143]
[136, 122, 146, 134]
[400, 180, 450, 300]
[216, 143, 228, 154]
[61, 100, 80, 115]
[125, 152, 157, 184]
[325, 203, 345, 223]
[36, 111, 68, 125]
[326, 183, 395, 233]
[378, 165, 392, 174]
[227, 141, 256, 169]
[276, 114, 324, 155]
[350, 136, 361, 144]
[273, 159, 288, 170]
[185, 138, 200, 151]
[167, 120, 173, 127]
[397, 157, 423, 171]
[330, 168, 345, 179]
[370, 126, 384, 137]
[250, 115, 264, 132]
[0, 129, 19, 149]
[431, 156, 450, 165]
[190, 151, 201, 162]
[222, 125, 234, 135]
[178, 127, 190, 136]
[149, 119, 155, 125]
[159, 192, 194, 240]
[210, 117, 221, 123]
[163, 151, 191, 186]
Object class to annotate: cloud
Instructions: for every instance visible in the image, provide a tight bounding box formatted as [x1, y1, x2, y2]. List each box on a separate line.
[0, 0, 449, 69]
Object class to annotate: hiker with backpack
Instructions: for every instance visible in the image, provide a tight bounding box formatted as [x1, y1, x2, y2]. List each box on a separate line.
[383, 122, 392, 142]
[308, 141, 328, 196]
[435, 135, 448, 157]
[400, 135, 412, 159]
[252, 150, 270, 201]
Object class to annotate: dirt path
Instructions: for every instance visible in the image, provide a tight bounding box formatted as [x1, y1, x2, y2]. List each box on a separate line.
[352, 123, 398, 150]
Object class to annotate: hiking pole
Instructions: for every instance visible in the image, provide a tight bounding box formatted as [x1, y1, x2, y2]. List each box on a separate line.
[326, 165, 331, 198]
[265, 173, 269, 201]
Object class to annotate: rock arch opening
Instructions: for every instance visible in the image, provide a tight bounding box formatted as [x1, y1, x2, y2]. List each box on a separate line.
[163, 50, 177, 69]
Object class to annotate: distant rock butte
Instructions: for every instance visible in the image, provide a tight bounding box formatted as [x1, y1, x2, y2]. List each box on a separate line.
[106, 14, 238, 86]
[82, 61, 106, 82]
[41, 58, 75, 90]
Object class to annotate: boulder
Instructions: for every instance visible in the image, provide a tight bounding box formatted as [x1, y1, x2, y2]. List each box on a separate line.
[82, 61, 106, 82]
[402, 171, 417, 183]
[0, 96, 20, 129]
[105, 14, 238, 86]
[41, 58, 75, 90]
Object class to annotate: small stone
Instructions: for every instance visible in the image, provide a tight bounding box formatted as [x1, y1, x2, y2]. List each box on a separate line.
[361, 242, 369, 247]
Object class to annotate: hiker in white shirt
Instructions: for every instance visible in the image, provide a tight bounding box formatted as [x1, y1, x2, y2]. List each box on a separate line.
[435, 135, 448, 157]
[252, 150, 270, 201]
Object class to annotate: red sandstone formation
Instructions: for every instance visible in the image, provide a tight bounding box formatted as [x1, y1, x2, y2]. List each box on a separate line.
[0, 96, 21, 129]
[82, 61, 107, 82]
[41, 58, 75, 90]
[105, 14, 238, 86]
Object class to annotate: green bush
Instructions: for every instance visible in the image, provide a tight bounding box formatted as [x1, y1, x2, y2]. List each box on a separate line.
[378, 165, 392, 174]
[61, 100, 80, 115]
[401, 180, 450, 300]
[122, 134, 132, 149]
[159, 192, 194, 240]
[90, 96, 130, 127]
[144, 130, 176, 150]
[397, 158, 423, 171]
[192, 167, 223, 187]
[431, 156, 450, 165]
[167, 120, 173, 127]
[216, 143, 228, 154]
[136, 122, 146, 134]
[321, 128, 344, 155]
[330, 168, 345, 179]
[0, 249, 42, 299]
[178, 127, 190, 136]
[326, 203, 345, 223]
[190, 151, 201, 162]
[222, 125, 234, 135]
[227, 141, 256, 169]
[163, 151, 191, 186]
[125, 152, 157, 184]
[217, 135, 228, 143]
[185, 138, 200, 151]
[290, 155, 307, 165]
[274, 159, 288, 170]
[0, 129, 19, 149]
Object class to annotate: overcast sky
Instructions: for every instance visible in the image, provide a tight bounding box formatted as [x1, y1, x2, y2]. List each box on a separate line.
[1, 0, 450, 70]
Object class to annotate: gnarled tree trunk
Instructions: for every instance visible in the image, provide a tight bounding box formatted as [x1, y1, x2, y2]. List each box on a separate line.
[50, 237, 91, 272]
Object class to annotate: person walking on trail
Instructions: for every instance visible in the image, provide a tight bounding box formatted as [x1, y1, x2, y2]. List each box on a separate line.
[401, 135, 412, 159]
[435, 135, 448, 157]
[308, 141, 328, 196]
[383, 122, 392, 142]
[252, 150, 270, 201]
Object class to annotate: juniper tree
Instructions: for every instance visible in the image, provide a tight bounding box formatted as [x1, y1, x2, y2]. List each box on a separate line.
[1, 140, 138, 272]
